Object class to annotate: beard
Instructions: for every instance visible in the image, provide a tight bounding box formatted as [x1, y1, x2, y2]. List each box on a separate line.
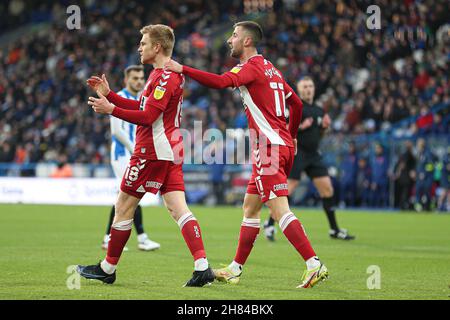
[230, 46, 242, 59]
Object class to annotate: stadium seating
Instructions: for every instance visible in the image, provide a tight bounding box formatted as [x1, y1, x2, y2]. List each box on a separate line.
[0, 0, 448, 210]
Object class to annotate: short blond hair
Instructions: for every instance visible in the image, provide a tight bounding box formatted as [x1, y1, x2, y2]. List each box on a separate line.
[140, 24, 175, 56]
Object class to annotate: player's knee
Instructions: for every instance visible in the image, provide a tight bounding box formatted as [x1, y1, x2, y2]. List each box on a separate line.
[242, 203, 260, 219]
[165, 205, 179, 220]
[166, 203, 190, 221]
[320, 184, 334, 198]
[164, 202, 176, 217]
[114, 200, 135, 220]
[244, 211, 260, 219]
[114, 203, 128, 220]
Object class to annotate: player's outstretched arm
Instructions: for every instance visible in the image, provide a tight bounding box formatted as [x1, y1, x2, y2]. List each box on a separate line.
[111, 105, 162, 127]
[88, 92, 162, 127]
[165, 59, 234, 89]
[87, 74, 140, 110]
[106, 91, 140, 111]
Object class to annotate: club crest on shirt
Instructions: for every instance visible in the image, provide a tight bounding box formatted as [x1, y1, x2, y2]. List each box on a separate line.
[153, 86, 166, 100]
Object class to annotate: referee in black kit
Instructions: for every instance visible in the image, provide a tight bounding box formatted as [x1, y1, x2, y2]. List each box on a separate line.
[264, 76, 355, 241]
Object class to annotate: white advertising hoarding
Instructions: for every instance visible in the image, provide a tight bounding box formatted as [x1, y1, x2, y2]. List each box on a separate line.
[0, 178, 159, 206]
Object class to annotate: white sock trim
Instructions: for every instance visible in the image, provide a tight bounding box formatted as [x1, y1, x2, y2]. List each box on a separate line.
[111, 219, 133, 231]
[306, 256, 321, 270]
[242, 217, 261, 228]
[279, 212, 297, 232]
[229, 261, 243, 275]
[194, 258, 209, 271]
[177, 212, 196, 229]
[100, 259, 116, 275]
[137, 233, 148, 243]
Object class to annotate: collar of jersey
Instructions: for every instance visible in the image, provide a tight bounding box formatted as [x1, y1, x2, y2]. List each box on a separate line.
[243, 54, 263, 63]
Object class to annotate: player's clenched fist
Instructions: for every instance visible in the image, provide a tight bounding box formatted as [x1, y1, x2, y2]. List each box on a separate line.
[86, 74, 111, 96]
[88, 92, 114, 115]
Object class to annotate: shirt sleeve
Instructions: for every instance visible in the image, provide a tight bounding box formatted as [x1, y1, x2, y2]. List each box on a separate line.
[182, 66, 234, 89]
[222, 63, 258, 88]
[106, 91, 140, 110]
[111, 74, 176, 126]
[111, 105, 163, 127]
[284, 81, 295, 100]
[182, 62, 257, 89]
[286, 90, 304, 138]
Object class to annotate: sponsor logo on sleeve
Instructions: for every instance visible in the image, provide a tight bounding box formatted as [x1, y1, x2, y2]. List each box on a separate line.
[153, 86, 166, 100]
[230, 67, 241, 74]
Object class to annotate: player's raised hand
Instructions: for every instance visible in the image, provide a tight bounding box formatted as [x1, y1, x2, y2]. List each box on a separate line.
[322, 114, 331, 129]
[164, 59, 183, 73]
[86, 74, 111, 96]
[88, 91, 114, 115]
[300, 117, 314, 130]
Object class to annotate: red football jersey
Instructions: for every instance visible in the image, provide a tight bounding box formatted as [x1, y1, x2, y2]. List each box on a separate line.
[134, 68, 184, 162]
[224, 55, 295, 149]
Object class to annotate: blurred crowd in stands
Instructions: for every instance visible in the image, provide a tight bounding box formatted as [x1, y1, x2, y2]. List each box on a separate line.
[331, 138, 449, 212]
[0, 0, 448, 209]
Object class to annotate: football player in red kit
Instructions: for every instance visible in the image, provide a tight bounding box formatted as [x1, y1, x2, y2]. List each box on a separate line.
[165, 21, 328, 288]
[77, 24, 214, 287]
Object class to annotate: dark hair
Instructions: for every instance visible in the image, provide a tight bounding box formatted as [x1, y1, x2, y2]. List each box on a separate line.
[124, 65, 144, 78]
[298, 76, 314, 83]
[234, 21, 263, 47]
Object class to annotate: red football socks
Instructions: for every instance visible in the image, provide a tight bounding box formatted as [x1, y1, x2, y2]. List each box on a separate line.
[178, 213, 206, 261]
[279, 212, 316, 261]
[234, 218, 260, 265]
[105, 219, 133, 265]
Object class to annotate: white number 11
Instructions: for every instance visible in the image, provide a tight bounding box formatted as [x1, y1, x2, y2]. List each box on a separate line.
[270, 82, 287, 117]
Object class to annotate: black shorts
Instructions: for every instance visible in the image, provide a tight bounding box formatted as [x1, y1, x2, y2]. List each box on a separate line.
[288, 149, 329, 181]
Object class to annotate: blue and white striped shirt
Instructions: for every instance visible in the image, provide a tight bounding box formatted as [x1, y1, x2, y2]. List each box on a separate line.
[110, 88, 139, 161]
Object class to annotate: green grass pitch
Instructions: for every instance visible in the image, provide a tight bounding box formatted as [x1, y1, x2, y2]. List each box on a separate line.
[0, 204, 449, 300]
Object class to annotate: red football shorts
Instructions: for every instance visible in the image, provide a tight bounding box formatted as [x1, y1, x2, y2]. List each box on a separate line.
[120, 155, 185, 199]
[246, 145, 294, 203]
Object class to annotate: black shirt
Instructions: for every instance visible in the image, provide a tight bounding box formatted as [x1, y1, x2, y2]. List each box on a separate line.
[297, 101, 325, 153]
